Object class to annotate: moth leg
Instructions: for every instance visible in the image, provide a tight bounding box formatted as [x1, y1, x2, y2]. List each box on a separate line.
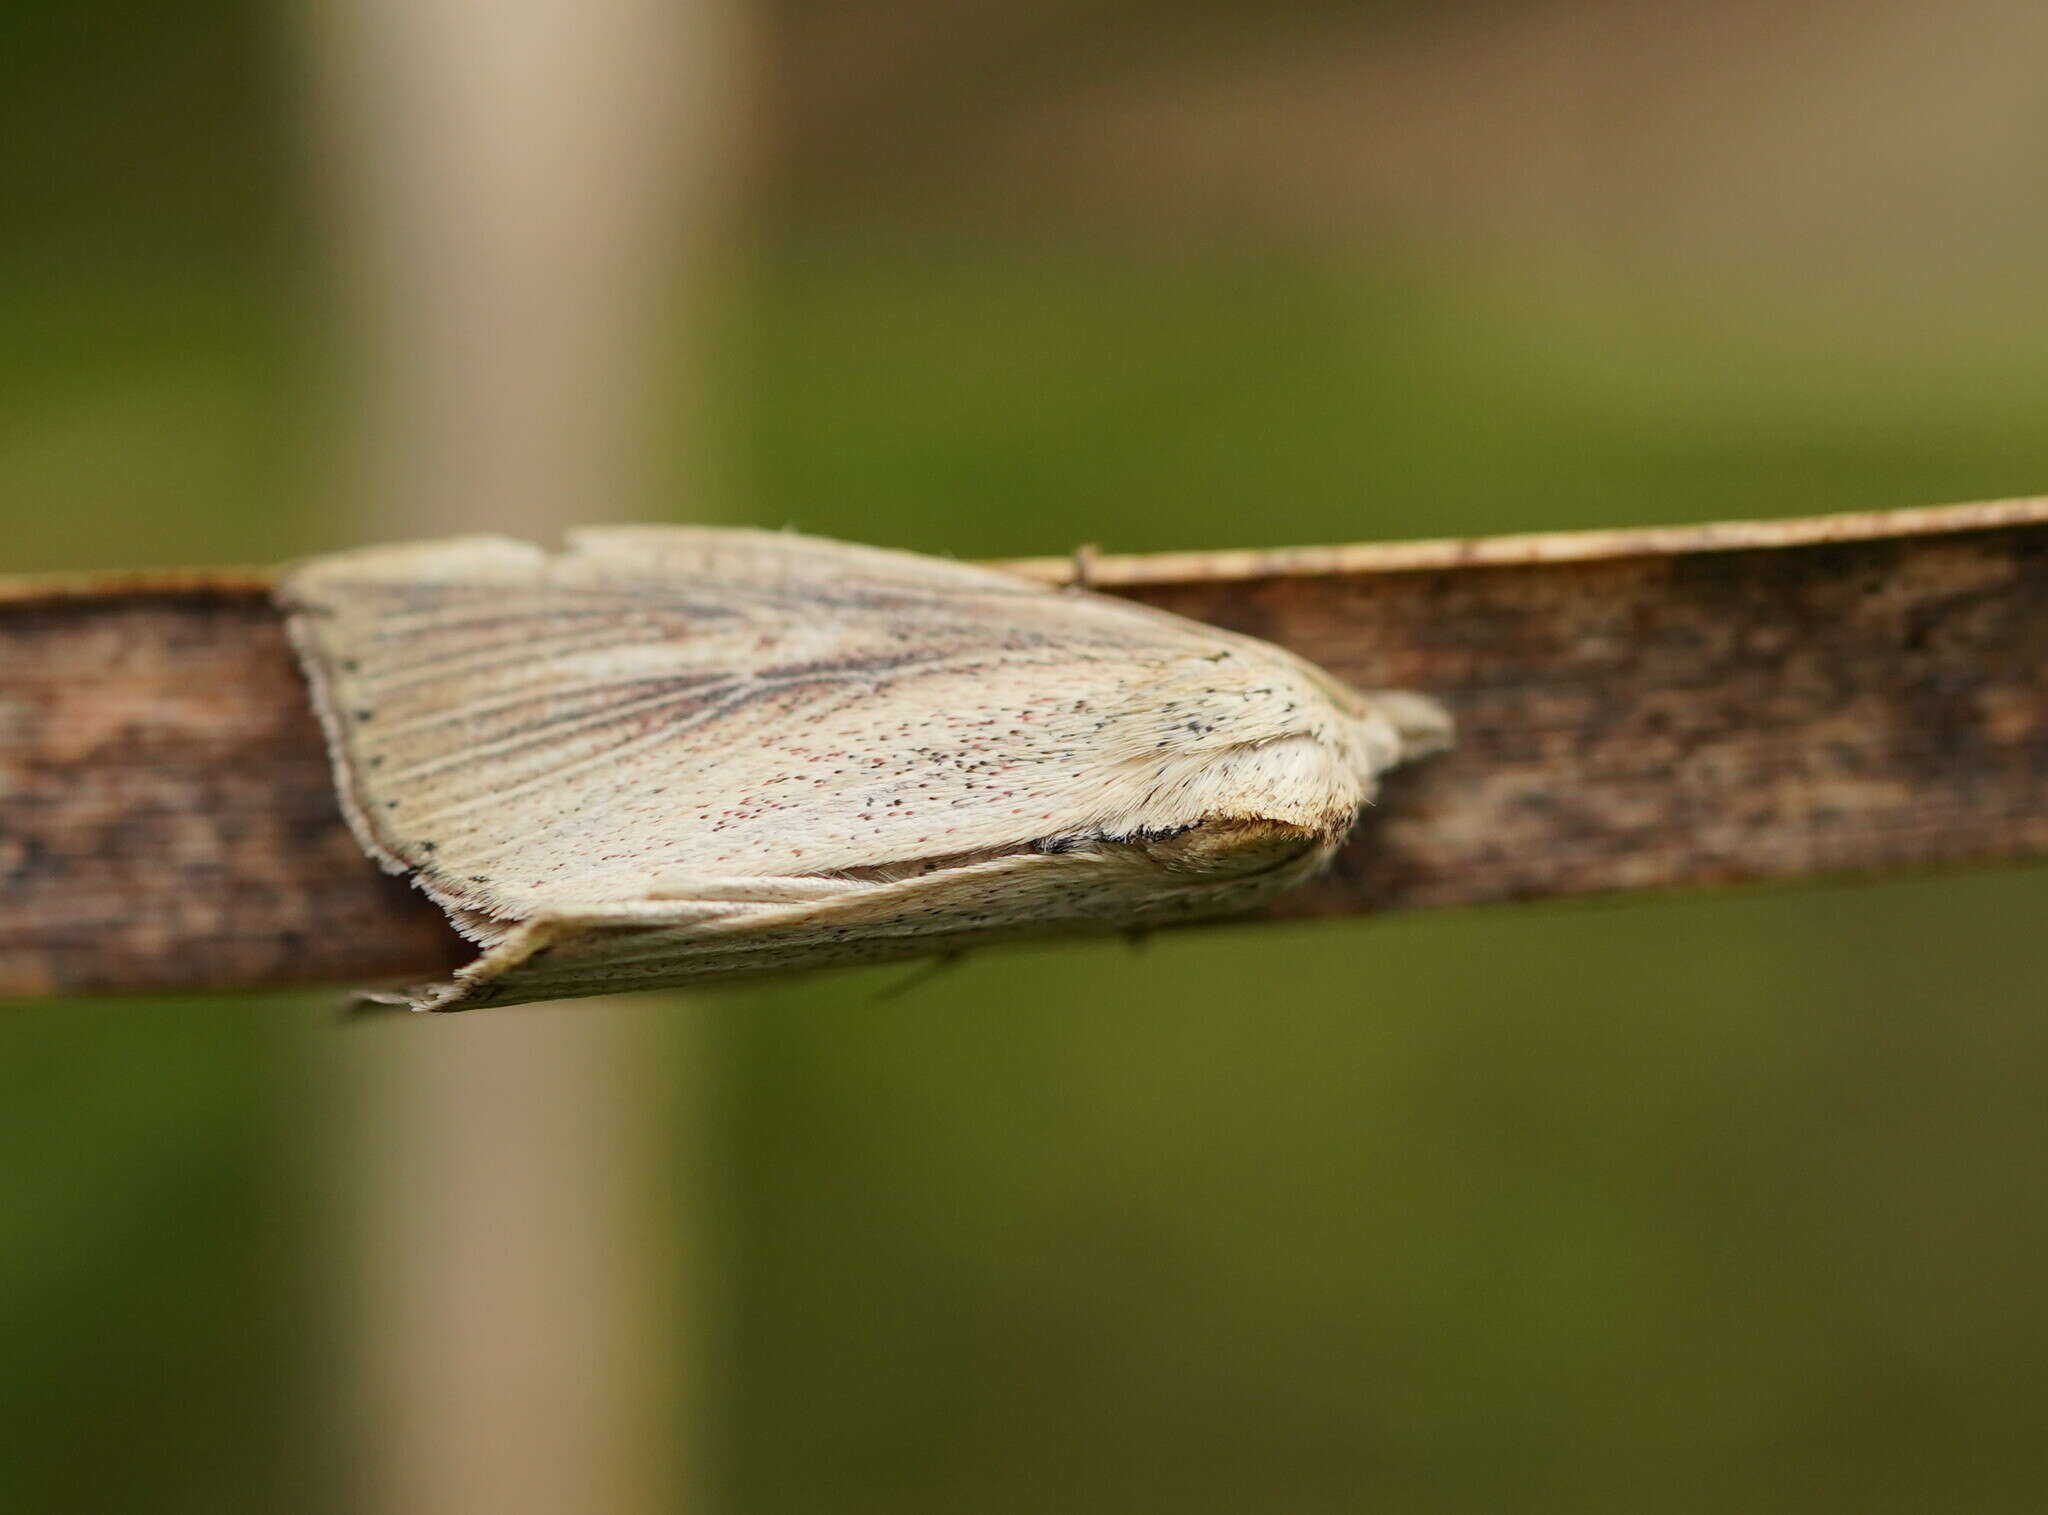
[867, 951, 968, 1004]
[1068, 541, 1101, 590]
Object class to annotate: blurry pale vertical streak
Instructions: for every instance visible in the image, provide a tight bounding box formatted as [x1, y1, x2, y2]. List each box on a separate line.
[304, 0, 745, 1510]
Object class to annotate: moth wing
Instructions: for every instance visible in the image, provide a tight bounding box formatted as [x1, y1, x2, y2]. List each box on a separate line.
[393, 832, 1323, 1010]
[281, 527, 1271, 932]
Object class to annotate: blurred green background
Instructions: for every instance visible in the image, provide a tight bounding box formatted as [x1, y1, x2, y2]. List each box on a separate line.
[4, 0, 2047, 1510]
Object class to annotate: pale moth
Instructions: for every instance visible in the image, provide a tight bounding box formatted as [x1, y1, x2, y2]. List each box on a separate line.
[280, 528, 1451, 1010]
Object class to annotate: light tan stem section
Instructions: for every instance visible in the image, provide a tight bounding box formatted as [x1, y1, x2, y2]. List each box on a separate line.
[301, 0, 745, 1509]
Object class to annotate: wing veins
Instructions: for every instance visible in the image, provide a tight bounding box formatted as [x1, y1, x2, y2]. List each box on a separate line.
[380, 677, 743, 788]
[366, 670, 732, 743]
[392, 642, 1042, 827]
[350, 626, 693, 695]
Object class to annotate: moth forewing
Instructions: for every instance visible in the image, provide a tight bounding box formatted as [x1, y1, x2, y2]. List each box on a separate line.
[279, 527, 1450, 1010]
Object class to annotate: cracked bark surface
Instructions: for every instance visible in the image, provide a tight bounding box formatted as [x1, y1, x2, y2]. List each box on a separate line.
[4, 498, 2044, 998]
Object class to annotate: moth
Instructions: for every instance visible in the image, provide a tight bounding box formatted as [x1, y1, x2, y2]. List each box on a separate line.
[280, 528, 1451, 1010]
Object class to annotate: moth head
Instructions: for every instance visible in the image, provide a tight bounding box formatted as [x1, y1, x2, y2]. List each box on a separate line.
[1077, 647, 1453, 887]
[1134, 644, 1447, 794]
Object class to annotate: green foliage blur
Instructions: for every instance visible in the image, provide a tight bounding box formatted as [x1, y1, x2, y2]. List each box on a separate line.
[4, 2, 2046, 1511]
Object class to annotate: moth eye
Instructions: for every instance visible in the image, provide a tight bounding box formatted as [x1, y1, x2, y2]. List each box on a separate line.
[1126, 817, 1324, 878]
